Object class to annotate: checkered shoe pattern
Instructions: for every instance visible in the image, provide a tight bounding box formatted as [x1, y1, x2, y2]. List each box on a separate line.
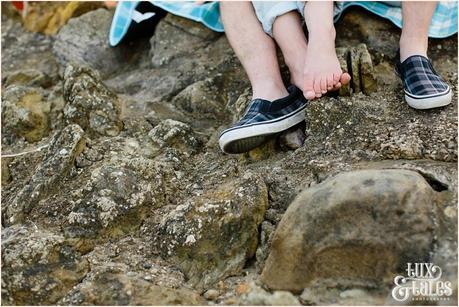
[223, 86, 307, 134]
[396, 55, 449, 97]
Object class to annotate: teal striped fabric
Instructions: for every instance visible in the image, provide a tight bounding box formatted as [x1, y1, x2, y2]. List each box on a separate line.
[109, 1, 458, 46]
[334, 1, 458, 38]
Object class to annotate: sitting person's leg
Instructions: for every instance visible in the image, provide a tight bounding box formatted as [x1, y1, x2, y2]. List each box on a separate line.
[399, 1, 436, 61]
[271, 11, 308, 93]
[219, 1, 308, 154]
[220, 1, 288, 101]
[396, 1, 451, 109]
[302, 1, 350, 99]
[271, 5, 350, 100]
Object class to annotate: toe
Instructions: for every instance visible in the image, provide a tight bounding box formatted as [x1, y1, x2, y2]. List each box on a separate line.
[303, 73, 316, 100]
[327, 75, 334, 90]
[313, 77, 322, 96]
[340, 72, 351, 85]
[320, 77, 327, 94]
[333, 73, 341, 85]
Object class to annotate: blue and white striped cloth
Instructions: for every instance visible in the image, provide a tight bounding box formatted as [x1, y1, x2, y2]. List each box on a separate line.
[110, 1, 458, 46]
[333, 1, 458, 38]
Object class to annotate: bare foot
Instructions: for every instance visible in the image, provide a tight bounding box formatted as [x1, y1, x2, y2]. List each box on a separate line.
[303, 29, 351, 99]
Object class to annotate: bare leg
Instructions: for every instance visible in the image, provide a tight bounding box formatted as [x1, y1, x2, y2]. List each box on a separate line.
[272, 11, 308, 93]
[220, 1, 288, 101]
[302, 1, 351, 99]
[400, 1, 437, 61]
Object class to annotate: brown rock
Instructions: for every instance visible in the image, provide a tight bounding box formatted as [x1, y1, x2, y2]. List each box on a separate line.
[261, 169, 437, 293]
[357, 43, 377, 94]
[349, 47, 361, 94]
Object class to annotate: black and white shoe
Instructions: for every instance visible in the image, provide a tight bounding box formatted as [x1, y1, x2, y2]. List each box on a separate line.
[219, 85, 308, 154]
[396, 55, 452, 109]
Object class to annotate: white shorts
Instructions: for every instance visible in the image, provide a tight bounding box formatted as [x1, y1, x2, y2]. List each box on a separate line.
[252, 1, 305, 37]
[252, 1, 402, 37]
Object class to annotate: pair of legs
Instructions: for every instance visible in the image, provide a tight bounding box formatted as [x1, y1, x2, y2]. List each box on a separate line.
[221, 1, 348, 101]
[221, 1, 438, 101]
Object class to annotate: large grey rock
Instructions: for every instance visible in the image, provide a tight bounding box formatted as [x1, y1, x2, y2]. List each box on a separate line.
[2, 17, 59, 80]
[150, 14, 221, 67]
[53, 9, 126, 77]
[1, 224, 89, 305]
[154, 172, 268, 288]
[261, 169, 437, 292]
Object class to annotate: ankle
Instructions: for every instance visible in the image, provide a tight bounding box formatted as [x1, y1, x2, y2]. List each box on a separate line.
[252, 79, 288, 101]
[308, 26, 336, 48]
[399, 35, 428, 61]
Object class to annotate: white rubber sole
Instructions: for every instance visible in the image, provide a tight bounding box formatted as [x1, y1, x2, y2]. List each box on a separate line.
[405, 88, 452, 110]
[219, 106, 306, 154]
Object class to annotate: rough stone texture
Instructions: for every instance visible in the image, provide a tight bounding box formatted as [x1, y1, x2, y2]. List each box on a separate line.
[63, 64, 123, 137]
[261, 169, 437, 293]
[336, 43, 376, 95]
[357, 43, 377, 94]
[62, 274, 205, 306]
[1, 224, 90, 305]
[1, 85, 50, 143]
[4, 124, 86, 225]
[154, 172, 268, 288]
[148, 119, 201, 157]
[1, 4, 457, 305]
[61, 158, 175, 243]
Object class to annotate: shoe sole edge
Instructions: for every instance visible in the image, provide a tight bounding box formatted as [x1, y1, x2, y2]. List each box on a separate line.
[405, 89, 452, 110]
[219, 109, 306, 154]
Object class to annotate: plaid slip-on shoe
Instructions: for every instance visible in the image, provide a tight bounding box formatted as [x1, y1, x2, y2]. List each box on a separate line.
[219, 85, 308, 154]
[396, 54, 452, 109]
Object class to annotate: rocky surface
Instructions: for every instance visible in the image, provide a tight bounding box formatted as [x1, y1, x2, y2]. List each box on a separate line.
[1, 3, 457, 306]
